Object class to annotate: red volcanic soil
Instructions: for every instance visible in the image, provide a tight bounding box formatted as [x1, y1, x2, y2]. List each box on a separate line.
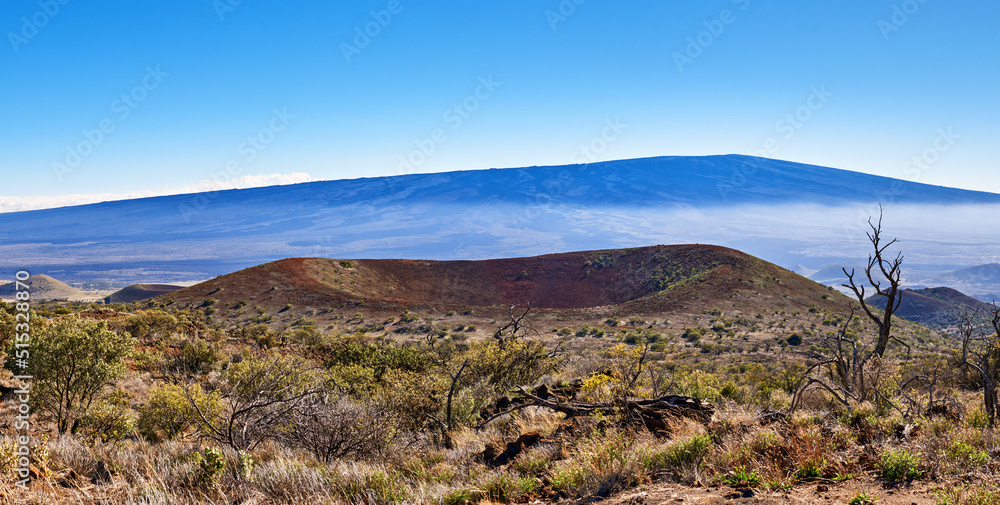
[154, 245, 849, 325]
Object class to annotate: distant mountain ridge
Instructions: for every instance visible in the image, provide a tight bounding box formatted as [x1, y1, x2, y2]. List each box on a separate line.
[866, 287, 997, 330]
[1, 155, 998, 288]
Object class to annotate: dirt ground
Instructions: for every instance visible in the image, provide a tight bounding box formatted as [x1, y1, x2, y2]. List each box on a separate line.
[585, 480, 942, 505]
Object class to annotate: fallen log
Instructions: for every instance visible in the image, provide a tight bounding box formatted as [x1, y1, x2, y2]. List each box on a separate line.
[477, 386, 713, 434]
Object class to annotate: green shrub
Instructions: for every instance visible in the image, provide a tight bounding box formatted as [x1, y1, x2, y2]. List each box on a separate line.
[550, 464, 588, 494]
[878, 448, 922, 481]
[682, 327, 702, 342]
[796, 455, 827, 480]
[79, 390, 137, 443]
[946, 439, 989, 471]
[175, 337, 222, 372]
[139, 383, 222, 441]
[936, 484, 1000, 505]
[131, 348, 164, 371]
[965, 407, 989, 429]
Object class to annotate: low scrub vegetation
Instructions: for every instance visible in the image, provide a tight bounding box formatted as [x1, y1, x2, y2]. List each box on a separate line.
[1, 278, 999, 503]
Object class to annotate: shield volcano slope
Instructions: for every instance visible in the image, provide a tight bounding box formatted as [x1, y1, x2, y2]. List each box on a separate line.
[154, 244, 853, 322]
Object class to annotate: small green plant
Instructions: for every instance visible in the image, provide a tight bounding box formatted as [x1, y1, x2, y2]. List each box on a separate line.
[550, 464, 588, 494]
[832, 471, 855, 482]
[198, 447, 226, 484]
[848, 490, 878, 505]
[339, 260, 353, 268]
[796, 455, 827, 480]
[965, 406, 989, 429]
[0, 438, 18, 474]
[643, 434, 712, 471]
[878, 448, 922, 481]
[936, 484, 1000, 505]
[442, 489, 483, 505]
[722, 466, 761, 487]
[236, 451, 254, 480]
[482, 473, 519, 502]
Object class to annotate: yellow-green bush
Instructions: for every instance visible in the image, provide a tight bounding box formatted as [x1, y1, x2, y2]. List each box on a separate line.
[139, 383, 222, 441]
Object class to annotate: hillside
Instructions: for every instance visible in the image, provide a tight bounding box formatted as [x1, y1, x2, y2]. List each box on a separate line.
[0, 274, 83, 301]
[152, 244, 857, 332]
[104, 284, 183, 304]
[867, 287, 996, 330]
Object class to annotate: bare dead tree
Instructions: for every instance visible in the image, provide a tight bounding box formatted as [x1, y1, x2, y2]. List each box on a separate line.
[493, 305, 535, 349]
[842, 205, 904, 358]
[285, 396, 399, 462]
[791, 306, 868, 410]
[791, 209, 915, 414]
[957, 303, 1000, 428]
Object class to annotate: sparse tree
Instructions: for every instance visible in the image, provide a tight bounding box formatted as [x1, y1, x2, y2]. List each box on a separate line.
[957, 304, 1000, 428]
[842, 205, 904, 358]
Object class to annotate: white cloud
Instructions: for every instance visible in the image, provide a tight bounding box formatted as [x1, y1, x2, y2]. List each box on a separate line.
[0, 172, 314, 213]
[179, 172, 314, 193]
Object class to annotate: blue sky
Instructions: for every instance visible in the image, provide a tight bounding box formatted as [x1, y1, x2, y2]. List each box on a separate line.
[2, 0, 998, 211]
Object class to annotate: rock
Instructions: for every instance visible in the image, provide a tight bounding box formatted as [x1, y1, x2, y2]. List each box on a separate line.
[482, 432, 544, 467]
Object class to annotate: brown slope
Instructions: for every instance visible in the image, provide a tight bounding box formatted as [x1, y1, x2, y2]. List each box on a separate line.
[154, 244, 850, 322]
[105, 284, 184, 304]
